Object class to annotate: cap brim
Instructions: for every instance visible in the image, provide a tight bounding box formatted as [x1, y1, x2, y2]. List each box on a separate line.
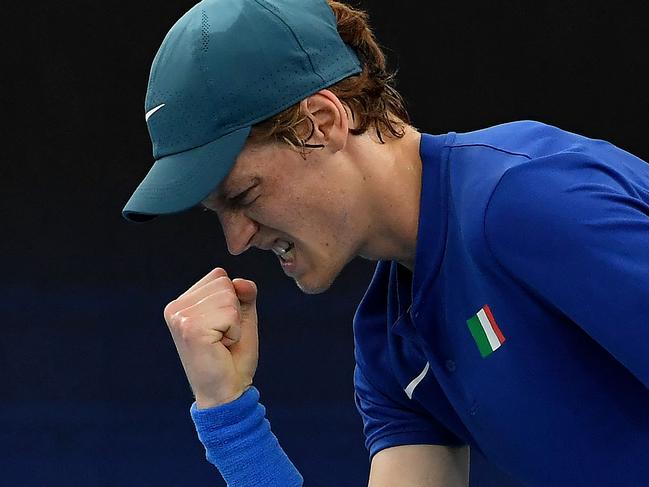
[122, 126, 251, 223]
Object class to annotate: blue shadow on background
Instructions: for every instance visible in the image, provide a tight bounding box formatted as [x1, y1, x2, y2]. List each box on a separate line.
[1, 273, 521, 486]
[1, 401, 521, 486]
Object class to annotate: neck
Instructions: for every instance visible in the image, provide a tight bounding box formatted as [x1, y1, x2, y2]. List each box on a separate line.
[354, 126, 423, 271]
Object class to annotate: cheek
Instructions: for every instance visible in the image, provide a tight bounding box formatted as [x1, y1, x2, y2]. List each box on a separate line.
[258, 175, 354, 248]
[296, 198, 355, 255]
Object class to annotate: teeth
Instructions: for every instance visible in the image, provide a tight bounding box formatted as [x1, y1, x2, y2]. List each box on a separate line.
[272, 240, 295, 261]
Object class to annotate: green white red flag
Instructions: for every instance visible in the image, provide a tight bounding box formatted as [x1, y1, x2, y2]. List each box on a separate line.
[466, 304, 506, 358]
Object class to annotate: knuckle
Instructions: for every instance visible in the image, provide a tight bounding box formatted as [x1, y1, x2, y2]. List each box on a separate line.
[178, 317, 196, 340]
[214, 275, 233, 288]
[222, 306, 239, 323]
[163, 300, 178, 321]
[209, 289, 237, 307]
[226, 293, 240, 309]
[168, 312, 187, 331]
[169, 309, 184, 326]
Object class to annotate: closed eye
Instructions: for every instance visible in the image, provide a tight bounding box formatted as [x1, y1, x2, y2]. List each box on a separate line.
[228, 185, 259, 208]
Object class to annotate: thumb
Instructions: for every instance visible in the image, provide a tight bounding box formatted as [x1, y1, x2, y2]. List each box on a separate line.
[232, 279, 258, 307]
[229, 279, 259, 372]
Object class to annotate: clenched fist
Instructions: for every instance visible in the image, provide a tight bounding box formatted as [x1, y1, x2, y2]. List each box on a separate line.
[163, 267, 259, 409]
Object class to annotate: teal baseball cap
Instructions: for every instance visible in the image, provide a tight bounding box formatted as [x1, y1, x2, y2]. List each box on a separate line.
[122, 0, 362, 223]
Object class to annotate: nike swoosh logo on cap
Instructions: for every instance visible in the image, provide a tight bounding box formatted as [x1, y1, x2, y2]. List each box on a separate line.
[145, 103, 166, 122]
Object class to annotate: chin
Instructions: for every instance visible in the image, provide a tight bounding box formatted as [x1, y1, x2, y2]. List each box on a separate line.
[293, 268, 339, 295]
[294, 277, 332, 295]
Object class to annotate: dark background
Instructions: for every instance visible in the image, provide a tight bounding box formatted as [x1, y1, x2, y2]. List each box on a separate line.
[2, 0, 648, 486]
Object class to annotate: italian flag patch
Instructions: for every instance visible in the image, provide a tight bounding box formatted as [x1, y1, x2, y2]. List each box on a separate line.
[466, 305, 506, 358]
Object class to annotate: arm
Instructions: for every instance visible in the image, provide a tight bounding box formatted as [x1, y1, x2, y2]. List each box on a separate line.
[190, 386, 303, 487]
[369, 444, 469, 487]
[354, 365, 469, 486]
[164, 268, 303, 486]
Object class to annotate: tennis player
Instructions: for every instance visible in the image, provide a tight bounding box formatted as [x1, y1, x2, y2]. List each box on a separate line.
[122, 0, 649, 485]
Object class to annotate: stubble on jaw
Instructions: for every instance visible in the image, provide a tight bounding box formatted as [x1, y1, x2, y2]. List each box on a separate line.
[295, 279, 334, 295]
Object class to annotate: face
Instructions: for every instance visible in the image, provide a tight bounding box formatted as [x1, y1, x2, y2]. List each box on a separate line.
[201, 138, 366, 294]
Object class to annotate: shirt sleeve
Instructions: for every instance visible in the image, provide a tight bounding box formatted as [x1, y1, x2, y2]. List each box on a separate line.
[354, 364, 466, 461]
[484, 151, 649, 389]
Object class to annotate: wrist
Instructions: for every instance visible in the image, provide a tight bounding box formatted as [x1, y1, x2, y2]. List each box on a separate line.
[195, 384, 252, 409]
[190, 386, 303, 487]
[191, 386, 259, 429]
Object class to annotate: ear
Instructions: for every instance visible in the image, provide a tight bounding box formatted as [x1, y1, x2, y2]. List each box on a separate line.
[300, 89, 350, 153]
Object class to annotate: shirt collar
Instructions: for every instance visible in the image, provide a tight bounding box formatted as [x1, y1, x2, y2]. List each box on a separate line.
[411, 132, 454, 309]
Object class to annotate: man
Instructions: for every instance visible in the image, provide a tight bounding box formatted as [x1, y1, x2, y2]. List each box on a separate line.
[122, 0, 649, 485]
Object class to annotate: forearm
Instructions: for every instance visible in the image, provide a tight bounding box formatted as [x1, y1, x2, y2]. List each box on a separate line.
[191, 386, 303, 487]
[368, 444, 470, 487]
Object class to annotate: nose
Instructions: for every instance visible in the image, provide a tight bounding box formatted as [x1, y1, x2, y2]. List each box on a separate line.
[219, 210, 259, 255]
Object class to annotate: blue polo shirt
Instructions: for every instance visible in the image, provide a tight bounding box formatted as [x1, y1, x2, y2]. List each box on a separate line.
[353, 120, 649, 486]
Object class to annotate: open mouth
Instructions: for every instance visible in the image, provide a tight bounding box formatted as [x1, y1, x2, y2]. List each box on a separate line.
[272, 239, 295, 263]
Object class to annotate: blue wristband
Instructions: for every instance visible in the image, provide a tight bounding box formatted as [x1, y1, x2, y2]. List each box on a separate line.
[190, 387, 303, 487]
